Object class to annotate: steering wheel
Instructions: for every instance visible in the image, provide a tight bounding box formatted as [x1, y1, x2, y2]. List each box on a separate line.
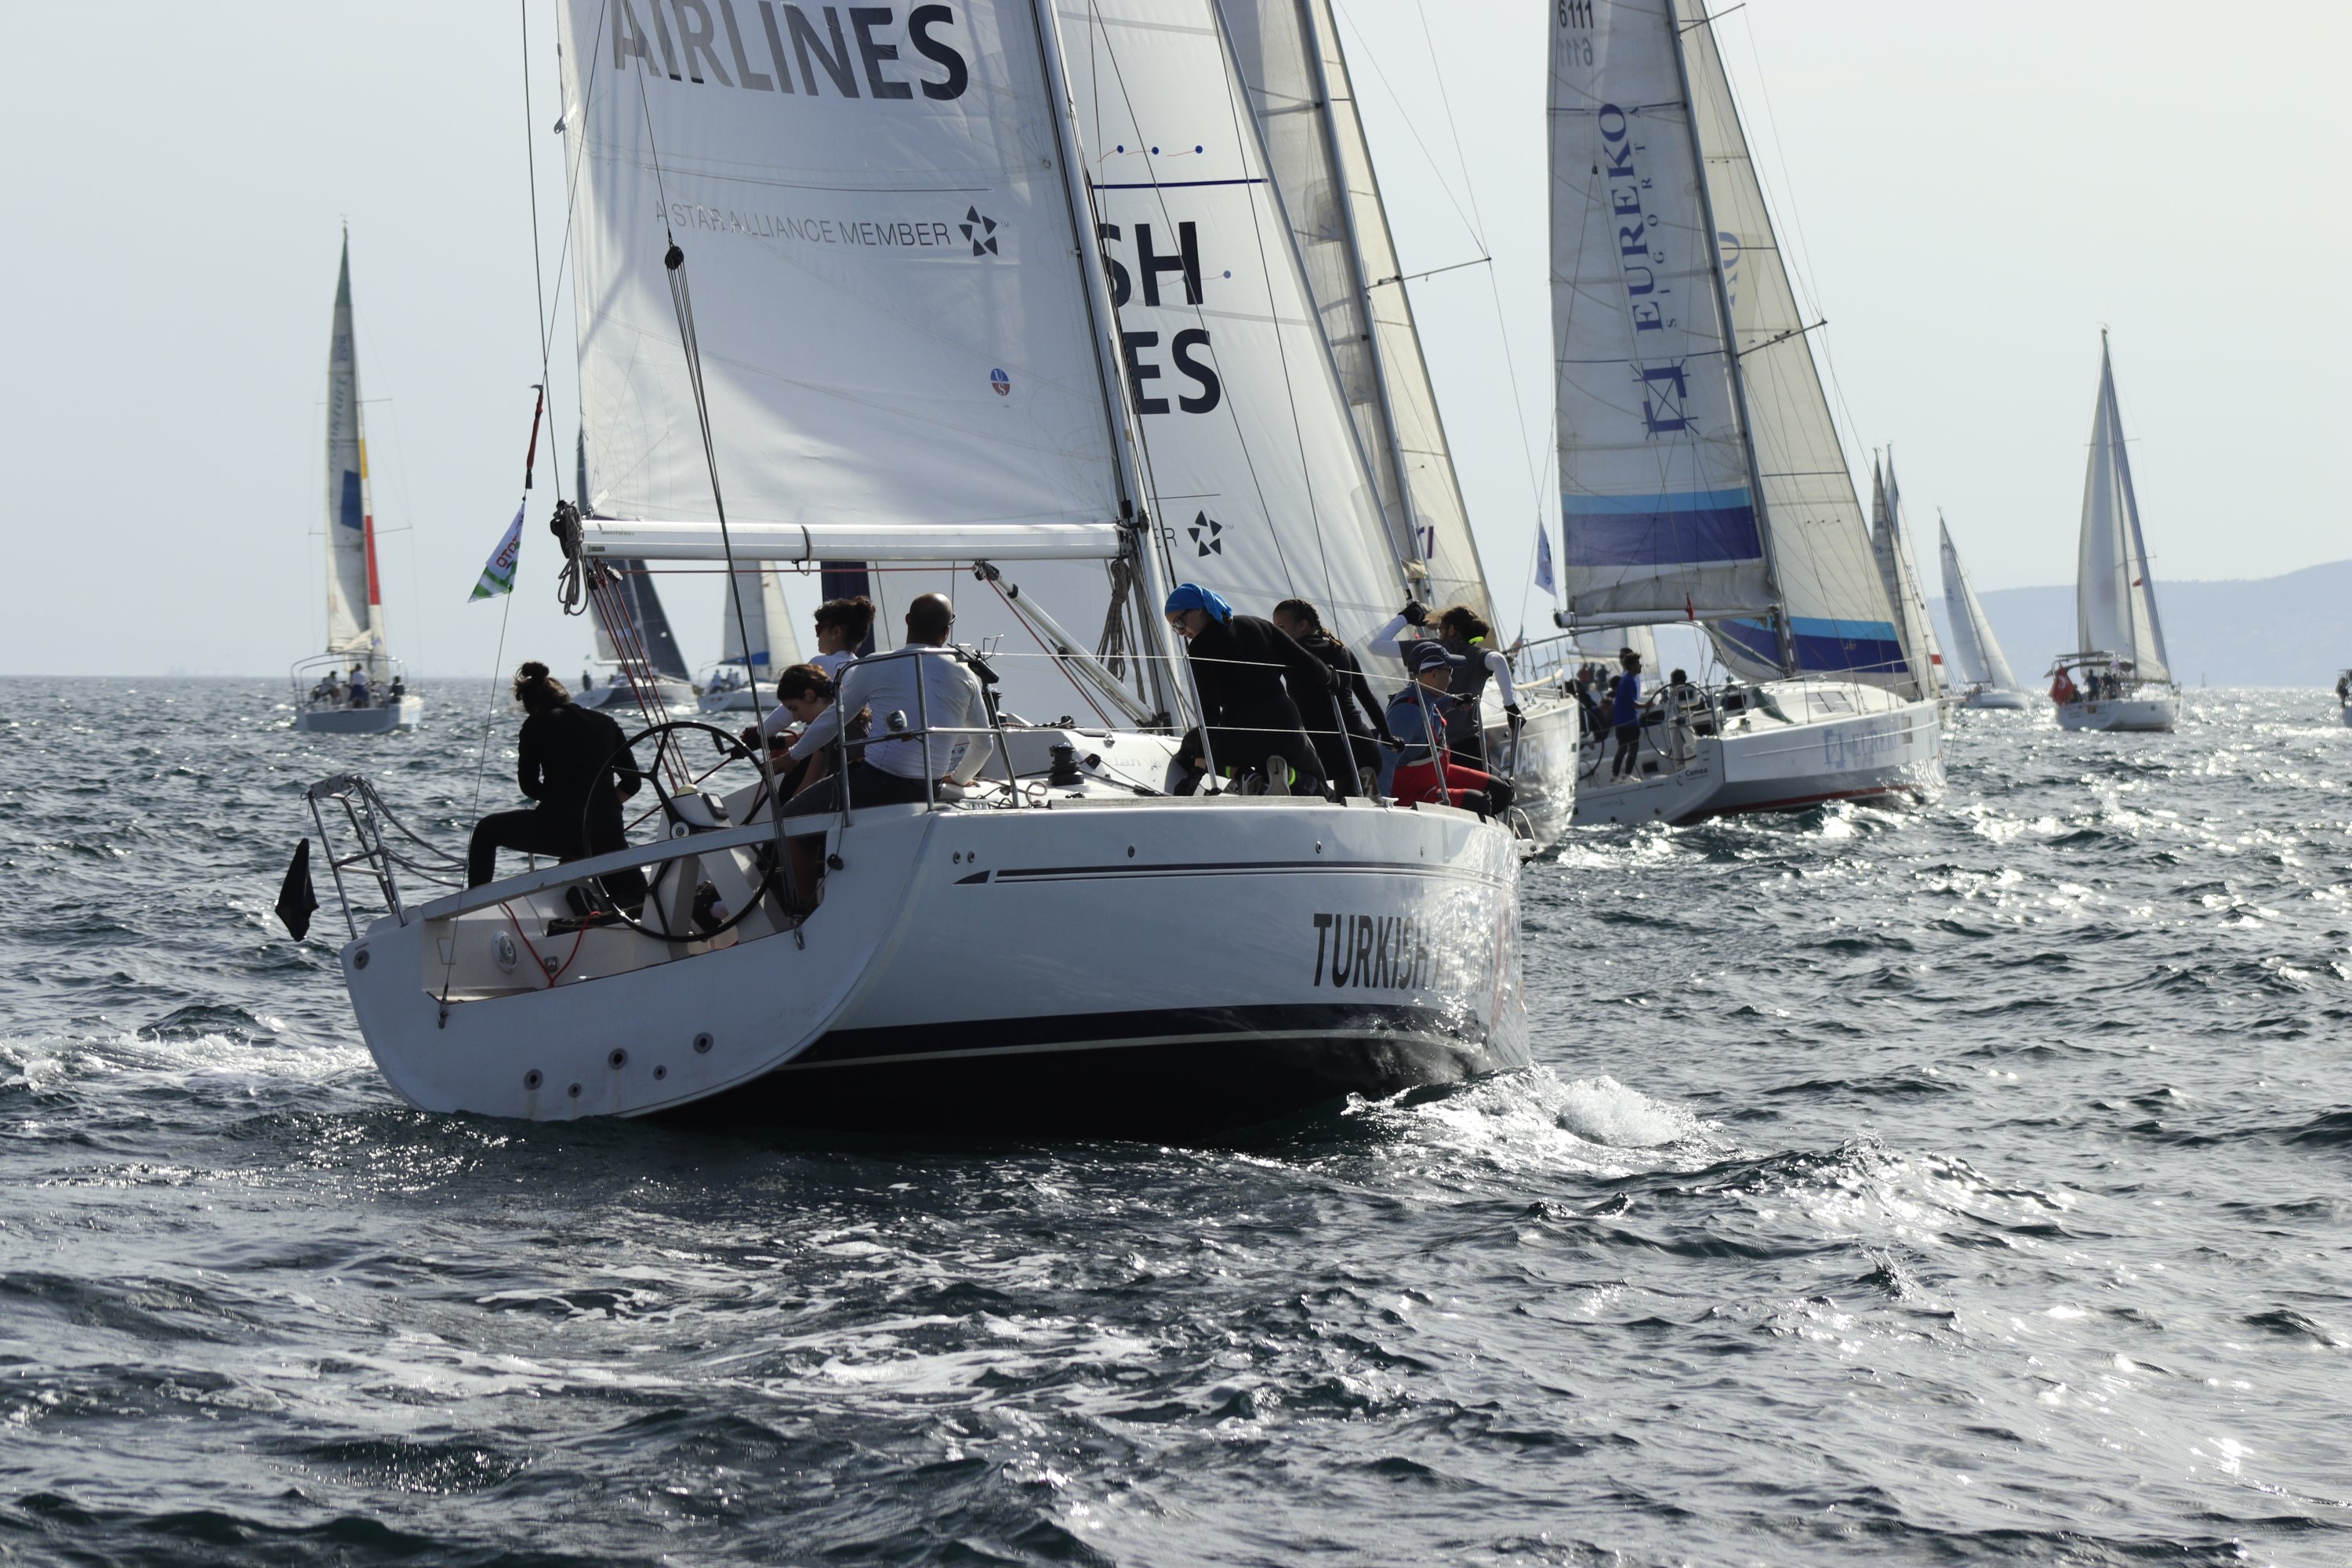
[581, 717, 787, 942]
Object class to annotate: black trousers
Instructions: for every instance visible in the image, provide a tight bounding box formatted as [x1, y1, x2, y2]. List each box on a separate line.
[779, 760, 935, 817]
[468, 804, 643, 904]
[1445, 710, 1488, 770]
[1612, 721, 1641, 777]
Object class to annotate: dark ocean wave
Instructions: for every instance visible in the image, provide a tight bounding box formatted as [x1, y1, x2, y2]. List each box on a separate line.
[1, 680, 2349, 1565]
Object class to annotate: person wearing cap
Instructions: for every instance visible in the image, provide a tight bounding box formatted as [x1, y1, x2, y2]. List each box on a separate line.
[1367, 601, 1521, 768]
[1610, 647, 1644, 779]
[1384, 641, 1513, 819]
[1164, 583, 1331, 795]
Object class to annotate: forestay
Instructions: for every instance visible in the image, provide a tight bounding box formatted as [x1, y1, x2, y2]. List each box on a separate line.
[1675, 0, 1905, 685]
[2076, 334, 2170, 681]
[323, 234, 383, 659]
[1549, 0, 1769, 630]
[1058, 0, 1404, 649]
[1220, 0, 1491, 626]
[1937, 516, 2019, 692]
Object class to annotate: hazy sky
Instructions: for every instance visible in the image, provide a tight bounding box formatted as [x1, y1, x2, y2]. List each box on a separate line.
[2, 2, 2342, 676]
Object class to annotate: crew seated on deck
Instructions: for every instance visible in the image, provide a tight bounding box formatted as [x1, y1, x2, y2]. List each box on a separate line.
[1164, 583, 1331, 797]
[771, 593, 992, 913]
[1270, 596, 1388, 799]
[1385, 641, 1512, 820]
[746, 662, 844, 804]
[1368, 601, 1522, 771]
[467, 662, 646, 900]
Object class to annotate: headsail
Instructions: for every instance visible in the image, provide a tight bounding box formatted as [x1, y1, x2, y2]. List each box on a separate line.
[2076, 333, 2170, 681]
[1549, 0, 1768, 632]
[1058, 0, 1406, 649]
[1220, 0, 1492, 625]
[323, 232, 385, 660]
[1675, 2, 1905, 685]
[1869, 458, 1943, 701]
[1937, 515, 2020, 692]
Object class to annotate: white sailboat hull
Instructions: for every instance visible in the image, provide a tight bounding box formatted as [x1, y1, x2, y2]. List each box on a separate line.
[340, 794, 1526, 1141]
[1959, 690, 2031, 712]
[296, 696, 422, 735]
[577, 678, 697, 714]
[696, 686, 764, 714]
[1573, 683, 1944, 827]
[1482, 693, 1581, 851]
[2056, 694, 2177, 732]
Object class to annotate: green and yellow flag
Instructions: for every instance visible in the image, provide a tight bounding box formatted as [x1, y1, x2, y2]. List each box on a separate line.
[469, 505, 524, 601]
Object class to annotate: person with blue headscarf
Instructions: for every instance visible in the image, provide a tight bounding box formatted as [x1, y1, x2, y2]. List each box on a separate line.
[1163, 584, 1334, 795]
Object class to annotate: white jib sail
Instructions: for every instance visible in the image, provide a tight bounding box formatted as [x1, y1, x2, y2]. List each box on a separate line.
[1937, 515, 2019, 692]
[1676, 0, 1907, 687]
[1058, 0, 1408, 653]
[2076, 333, 2171, 681]
[1549, 0, 1769, 632]
[1869, 459, 1942, 701]
[324, 233, 385, 659]
[1219, 0, 1493, 626]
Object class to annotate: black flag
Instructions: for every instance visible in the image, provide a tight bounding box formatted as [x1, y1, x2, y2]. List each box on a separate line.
[276, 839, 320, 941]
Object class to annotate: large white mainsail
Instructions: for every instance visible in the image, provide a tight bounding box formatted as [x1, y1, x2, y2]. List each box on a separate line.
[1937, 515, 2020, 692]
[2077, 332, 2170, 681]
[559, 1, 1152, 722]
[323, 231, 385, 663]
[1869, 457, 1943, 701]
[1218, 0, 1491, 625]
[1549, 1, 1768, 633]
[1675, 2, 1905, 685]
[1058, 0, 1405, 650]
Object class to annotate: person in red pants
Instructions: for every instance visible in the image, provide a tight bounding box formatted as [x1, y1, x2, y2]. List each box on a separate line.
[1384, 641, 1513, 818]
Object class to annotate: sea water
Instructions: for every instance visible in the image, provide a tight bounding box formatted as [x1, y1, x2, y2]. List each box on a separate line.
[2, 680, 2346, 1566]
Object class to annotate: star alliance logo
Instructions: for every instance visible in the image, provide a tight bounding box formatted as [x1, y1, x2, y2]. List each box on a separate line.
[960, 207, 1000, 256]
[1189, 511, 1222, 555]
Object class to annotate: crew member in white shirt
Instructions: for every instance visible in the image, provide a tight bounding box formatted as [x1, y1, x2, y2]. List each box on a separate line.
[753, 593, 875, 746]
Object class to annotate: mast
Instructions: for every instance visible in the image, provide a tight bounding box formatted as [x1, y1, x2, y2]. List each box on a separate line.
[1028, 0, 1193, 728]
[1664, 2, 1791, 675]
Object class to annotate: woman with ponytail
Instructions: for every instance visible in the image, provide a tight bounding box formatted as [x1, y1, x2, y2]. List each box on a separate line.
[466, 662, 648, 891]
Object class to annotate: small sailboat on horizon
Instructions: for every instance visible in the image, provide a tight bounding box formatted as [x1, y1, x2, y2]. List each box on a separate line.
[572, 432, 697, 715]
[2050, 331, 2179, 731]
[1936, 515, 2029, 711]
[292, 230, 420, 735]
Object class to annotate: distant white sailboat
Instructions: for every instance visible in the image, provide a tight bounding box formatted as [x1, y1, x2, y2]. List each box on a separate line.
[1551, 0, 1942, 826]
[292, 231, 420, 735]
[1870, 457, 1947, 705]
[1936, 516, 2029, 710]
[2051, 332, 2179, 732]
[696, 566, 802, 713]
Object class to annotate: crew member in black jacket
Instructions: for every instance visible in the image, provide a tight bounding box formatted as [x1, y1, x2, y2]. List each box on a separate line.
[467, 662, 648, 891]
[1164, 583, 1332, 795]
[1271, 596, 1388, 797]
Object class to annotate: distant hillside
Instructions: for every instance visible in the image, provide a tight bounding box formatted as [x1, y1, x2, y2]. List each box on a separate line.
[1927, 558, 2350, 688]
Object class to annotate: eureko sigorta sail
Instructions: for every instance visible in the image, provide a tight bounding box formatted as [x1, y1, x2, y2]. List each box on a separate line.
[1548, 0, 1940, 822]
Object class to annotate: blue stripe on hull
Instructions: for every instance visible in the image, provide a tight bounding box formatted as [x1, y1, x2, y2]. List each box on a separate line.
[1563, 488, 1760, 569]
